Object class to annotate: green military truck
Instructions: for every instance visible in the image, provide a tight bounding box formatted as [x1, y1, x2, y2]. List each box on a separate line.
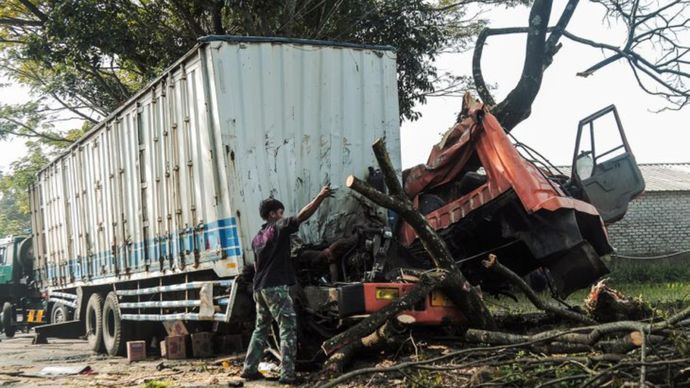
[0, 236, 45, 338]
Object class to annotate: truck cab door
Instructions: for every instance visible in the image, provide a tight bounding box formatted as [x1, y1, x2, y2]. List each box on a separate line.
[571, 105, 645, 224]
[0, 245, 10, 284]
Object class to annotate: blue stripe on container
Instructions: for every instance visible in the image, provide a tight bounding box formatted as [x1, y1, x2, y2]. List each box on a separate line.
[45, 217, 243, 283]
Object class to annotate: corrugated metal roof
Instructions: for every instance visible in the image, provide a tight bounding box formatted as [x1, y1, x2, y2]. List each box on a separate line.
[554, 163, 690, 191]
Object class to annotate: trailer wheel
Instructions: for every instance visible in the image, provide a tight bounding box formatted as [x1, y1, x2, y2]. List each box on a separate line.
[51, 303, 71, 324]
[102, 291, 128, 357]
[2, 302, 16, 338]
[85, 293, 105, 353]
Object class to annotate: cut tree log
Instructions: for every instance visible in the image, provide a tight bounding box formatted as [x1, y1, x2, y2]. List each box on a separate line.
[463, 327, 665, 354]
[322, 320, 408, 375]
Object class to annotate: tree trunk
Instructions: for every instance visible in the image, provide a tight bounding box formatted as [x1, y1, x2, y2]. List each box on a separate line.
[366, 139, 495, 331]
[321, 138, 496, 357]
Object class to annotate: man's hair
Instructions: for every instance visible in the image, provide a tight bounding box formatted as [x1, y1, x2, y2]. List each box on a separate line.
[259, 198, 284, 220]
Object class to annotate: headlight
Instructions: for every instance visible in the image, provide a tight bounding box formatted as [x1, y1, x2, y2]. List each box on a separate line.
[375, 287, 399, 300]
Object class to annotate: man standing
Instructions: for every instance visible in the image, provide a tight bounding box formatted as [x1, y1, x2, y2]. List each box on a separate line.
[241, 185, 332, 385]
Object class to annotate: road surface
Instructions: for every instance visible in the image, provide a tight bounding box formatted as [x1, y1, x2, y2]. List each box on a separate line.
[0, 333, 284, 387]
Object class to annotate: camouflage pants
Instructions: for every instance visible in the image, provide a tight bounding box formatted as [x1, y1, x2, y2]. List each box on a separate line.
[243, 285, 297, 379]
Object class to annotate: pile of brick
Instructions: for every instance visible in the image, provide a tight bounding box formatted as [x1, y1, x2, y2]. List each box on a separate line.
[126, 320, 244, 362]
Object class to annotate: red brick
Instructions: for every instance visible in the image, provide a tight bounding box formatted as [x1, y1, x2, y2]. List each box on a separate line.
[215, 334, 244, 354]
[127, 340, 147, 362]
[191, 332, 214, 358]
[164, 335, 187, 359]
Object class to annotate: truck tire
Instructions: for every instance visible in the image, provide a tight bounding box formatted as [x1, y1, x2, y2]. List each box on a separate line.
[2, 302, 16, 338]
[102, 291, 128, 357]
[51, 303, 71, 324]
[85, 293, 105, 353]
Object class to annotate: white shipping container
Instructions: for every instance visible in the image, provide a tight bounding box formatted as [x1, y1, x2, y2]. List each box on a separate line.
[30, 36, 401, 289]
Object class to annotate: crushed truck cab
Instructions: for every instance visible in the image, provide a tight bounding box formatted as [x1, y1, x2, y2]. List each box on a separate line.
[396, 102, 643, 299]
[297, 102, 644, 333]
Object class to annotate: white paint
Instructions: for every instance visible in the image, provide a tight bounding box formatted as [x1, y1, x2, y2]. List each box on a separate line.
[208, 40, 400, 253]
[30, 39, 401, 289]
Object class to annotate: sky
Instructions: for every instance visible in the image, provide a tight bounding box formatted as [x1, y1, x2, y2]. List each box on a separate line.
[0, 75, 29, 170]
[0, 1, 688, 172]
[400, 1, 690, 168]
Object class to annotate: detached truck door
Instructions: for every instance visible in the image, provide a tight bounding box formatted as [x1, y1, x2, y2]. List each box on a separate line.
[571, 105, 645, 224]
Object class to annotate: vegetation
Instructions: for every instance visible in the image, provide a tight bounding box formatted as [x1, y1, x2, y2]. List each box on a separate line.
[487, 281, 690, 316]
[607, 255, 690, 283]
[0, 0, 510, 233]
[1, 0, 688, 233]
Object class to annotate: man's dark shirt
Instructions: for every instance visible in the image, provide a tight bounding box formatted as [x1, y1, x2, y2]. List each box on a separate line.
[251, 216, 300, 292]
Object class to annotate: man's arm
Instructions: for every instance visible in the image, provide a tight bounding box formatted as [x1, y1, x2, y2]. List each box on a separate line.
[296, 185, 333, 223]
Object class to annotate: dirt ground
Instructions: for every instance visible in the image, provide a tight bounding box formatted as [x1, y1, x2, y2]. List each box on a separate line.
[0, 333, 285, 387]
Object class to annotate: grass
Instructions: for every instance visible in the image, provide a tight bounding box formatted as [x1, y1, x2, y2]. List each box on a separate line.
[605, 255, 690, 283]
[485, 281, 690, 315]
[141, 381, 172, 388]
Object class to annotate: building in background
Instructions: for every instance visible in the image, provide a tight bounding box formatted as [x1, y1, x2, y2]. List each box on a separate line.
[605, 163, 690, 257]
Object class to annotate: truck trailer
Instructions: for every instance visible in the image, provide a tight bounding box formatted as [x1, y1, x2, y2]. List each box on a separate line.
[24, 36, 644, 361]
[28, 36, 403, 356]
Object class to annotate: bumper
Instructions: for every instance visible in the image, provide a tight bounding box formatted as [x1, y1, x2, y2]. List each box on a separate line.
[337, 282, 465, 325]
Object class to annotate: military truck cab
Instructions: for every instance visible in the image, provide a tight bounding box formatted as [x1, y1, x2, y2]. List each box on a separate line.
[0, 236, 44, 337]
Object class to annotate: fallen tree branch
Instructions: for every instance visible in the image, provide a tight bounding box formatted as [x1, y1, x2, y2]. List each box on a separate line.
[354, 140, 495, 330]
[322, 320, 408, 375]
[316, 327, 617, 388]
[318, 303, 690, 387]
[463, 327, 665, 354]
[321, 138, 496, 366]
[482, 254, 597, 325]
[321, 270, 447, 355]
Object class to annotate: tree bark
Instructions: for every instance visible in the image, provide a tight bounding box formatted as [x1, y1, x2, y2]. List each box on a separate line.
[491, 0, 552, 131]
[323, 321, 407, 375]
[482, 254, 596, 325]
[369, 139, 495, 331]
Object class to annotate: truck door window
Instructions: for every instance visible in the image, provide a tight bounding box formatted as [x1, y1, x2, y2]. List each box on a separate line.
[588, 113, 626, 167]
[571, 105, 645, 224]
[574, 126, 593, 179]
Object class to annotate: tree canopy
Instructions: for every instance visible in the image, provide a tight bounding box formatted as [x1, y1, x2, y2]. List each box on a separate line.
[1, 0, 495, 125]
[471, 0, 690, 131]
[0, 0, 688, 234]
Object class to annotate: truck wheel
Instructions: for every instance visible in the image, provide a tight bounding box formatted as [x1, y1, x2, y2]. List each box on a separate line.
[51, 303, 71, 324]
[2, 302, 16, 338]
[102, 291, 128, 357]
[85, 293, 105, 353]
